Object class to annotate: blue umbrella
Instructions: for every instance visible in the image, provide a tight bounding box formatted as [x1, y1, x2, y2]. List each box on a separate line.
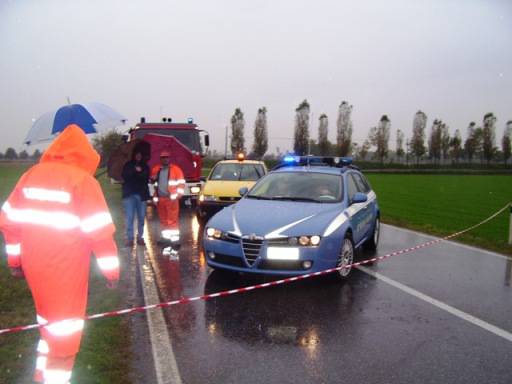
[24, 102, 126, 145]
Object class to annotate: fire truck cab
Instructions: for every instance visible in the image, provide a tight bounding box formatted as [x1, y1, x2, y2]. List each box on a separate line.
[129, 117, 210, 204]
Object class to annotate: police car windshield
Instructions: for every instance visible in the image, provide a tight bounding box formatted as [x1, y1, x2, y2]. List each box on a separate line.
[210, 163, 265, 181]
[247, 172, 343, 203]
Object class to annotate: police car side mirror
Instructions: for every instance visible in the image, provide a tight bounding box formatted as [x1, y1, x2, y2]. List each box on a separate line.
[204, 134, 210, 147]
[239, 187, 249, 196]
[200, 176, 206, 182]
[351, 192, 367, 205]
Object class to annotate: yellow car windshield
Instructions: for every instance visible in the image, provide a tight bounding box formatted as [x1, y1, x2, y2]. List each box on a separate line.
[210, 163, 265, 181]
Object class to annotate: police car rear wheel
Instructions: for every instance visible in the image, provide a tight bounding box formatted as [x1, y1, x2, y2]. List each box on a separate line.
[336, 236, 354, 280]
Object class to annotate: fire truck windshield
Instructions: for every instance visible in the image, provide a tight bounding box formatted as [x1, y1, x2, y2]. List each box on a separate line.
[133, 128, 202, 153]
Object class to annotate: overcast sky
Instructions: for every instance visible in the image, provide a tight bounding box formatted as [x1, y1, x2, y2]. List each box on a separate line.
[1, 0, 511, 154]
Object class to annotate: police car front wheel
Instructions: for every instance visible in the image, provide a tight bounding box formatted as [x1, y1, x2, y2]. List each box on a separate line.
[335, 236, 354, 281]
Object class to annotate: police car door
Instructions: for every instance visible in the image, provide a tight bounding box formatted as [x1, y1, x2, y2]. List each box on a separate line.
[346, 172, 369, 244]
[351, 172, 374, 240]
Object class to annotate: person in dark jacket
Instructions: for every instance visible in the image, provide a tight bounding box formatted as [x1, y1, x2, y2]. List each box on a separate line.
[122, 150, 150, 247]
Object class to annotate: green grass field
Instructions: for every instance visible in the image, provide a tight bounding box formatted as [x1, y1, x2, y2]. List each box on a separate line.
[0, 163, 132, 383]
[366, 173, 512, 255]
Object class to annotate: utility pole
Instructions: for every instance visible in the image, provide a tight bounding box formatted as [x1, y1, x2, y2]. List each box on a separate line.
[508, 204, 512, 245]
[308, 112, 313, 155]
[224, 125, 228, 159]
[406, 139, 410, 166]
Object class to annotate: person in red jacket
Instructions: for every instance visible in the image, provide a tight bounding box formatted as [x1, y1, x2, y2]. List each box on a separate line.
[150, 150, 185, 243]
[0, 124, 119, 384]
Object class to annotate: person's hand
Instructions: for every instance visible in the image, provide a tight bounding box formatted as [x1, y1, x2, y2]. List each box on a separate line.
[10, 267, 25, 279]
[135, 166, 142, 172]
[106, 279, 119, 289]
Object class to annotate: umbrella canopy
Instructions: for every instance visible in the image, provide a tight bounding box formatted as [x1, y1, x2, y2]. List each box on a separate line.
[107, 139, 151, 182]
[24, 102, 126, 145]
[143, 134, 196, 177]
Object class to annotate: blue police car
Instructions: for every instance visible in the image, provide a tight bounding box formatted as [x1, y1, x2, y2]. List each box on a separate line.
[202, 156, 380, 280]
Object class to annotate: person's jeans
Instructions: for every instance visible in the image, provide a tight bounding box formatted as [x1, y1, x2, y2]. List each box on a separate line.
[123, 194, 146, 241]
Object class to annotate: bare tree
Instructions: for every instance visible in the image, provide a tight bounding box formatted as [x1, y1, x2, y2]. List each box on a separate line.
[369, 115, 391, 164]
[5, 147, 18, 160]
[506, 120, 512, 138]
[359, 139, 371, 161]
[252, 107, 268, 159]
[336, 101, 353, 156]
[318, 114, 329, 156]
[92, 130, 125, 167]
[351, 142, 359, 160]
[294, 100, 310, 155]
[440, 123, 450, 162]
[464, 122, 477, 162]
[502, 120, 512, 166]
[396, 129, 405, 162]
[32, 149, 42, 160]
[19, 150, 29, 160]
[473, 127, 484, 162]
[449, 129, 462, 163]
[411, 110, 427, 164]
[482, 112, 497, 164]
[230, 108, 245, 155]
[428, 119, 442, 164]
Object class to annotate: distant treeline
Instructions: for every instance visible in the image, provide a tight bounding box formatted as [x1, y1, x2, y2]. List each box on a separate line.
[222, 101, 512, 167]
[0, 148, 41, 160]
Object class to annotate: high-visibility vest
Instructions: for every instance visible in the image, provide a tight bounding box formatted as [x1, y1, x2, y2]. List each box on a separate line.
[150, 164, 186, 201]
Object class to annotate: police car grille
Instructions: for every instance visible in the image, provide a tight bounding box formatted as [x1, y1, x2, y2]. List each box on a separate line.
[223, 233, 240, 244]
[241, 239, 263, 265]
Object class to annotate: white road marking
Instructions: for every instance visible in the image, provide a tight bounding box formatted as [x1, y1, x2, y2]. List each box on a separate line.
[383, 223, 511, 261]
[357, 266, 512, 343]
[137, 246, 182, 384]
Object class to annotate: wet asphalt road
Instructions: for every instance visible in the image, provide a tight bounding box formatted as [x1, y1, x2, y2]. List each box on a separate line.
[144, 208, 512, 384]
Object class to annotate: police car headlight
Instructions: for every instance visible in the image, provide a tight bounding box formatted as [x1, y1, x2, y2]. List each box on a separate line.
[288, 236, 321, 246]
[206, 227, 222, 239]
[299, 236, 309, 246]
[202, 195, 217, 202]
[310, 236, 321, 246]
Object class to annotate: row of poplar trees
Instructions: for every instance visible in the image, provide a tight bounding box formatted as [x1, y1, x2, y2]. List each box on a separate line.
[229, 100, 512, 165]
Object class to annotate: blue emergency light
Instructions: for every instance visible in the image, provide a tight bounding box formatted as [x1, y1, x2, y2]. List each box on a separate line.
[273, 155, 356, 171]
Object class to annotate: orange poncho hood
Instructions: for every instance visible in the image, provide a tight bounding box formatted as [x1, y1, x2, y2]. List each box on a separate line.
[40, 124, 100, 175]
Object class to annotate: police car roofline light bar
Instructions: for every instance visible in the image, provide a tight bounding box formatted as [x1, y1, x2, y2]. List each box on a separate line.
[274, 155, 357, 170]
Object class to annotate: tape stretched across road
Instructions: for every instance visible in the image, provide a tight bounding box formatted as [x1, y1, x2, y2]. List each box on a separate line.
[0, 202, 510, 336]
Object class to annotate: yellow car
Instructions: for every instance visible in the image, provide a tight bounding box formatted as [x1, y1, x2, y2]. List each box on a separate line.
[197, 157, 267, 221]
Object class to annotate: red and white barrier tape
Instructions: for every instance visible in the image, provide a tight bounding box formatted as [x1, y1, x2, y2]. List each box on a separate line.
[1, 202, 510, 336]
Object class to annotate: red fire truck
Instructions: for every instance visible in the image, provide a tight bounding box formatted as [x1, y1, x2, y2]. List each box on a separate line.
[128, 117, 210, 204]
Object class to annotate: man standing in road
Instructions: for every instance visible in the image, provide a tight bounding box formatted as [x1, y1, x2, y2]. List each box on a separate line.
[121, 147, 150, 247]
[150, 150, 185, 243]
[0, 124, 120, 383]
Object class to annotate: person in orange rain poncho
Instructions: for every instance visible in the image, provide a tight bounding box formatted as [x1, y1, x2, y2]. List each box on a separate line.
[0, 124, 120, 384]
[150, 150, 185, 244]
